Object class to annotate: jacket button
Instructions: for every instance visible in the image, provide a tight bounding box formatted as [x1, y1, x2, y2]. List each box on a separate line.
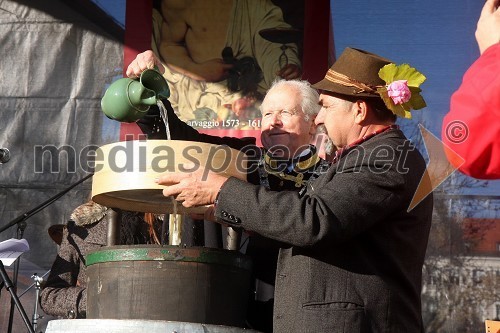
[228, 214, 235, 220]
[221, 211, 228, 217]
[235, 218, 241, 224]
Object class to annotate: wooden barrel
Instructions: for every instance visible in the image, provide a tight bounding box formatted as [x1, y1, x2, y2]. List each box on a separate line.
[91, 140, 247, 214]
[86, 245, 252, 327]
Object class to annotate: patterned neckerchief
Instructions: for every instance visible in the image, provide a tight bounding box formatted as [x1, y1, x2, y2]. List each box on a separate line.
[258, 145, 322, 189]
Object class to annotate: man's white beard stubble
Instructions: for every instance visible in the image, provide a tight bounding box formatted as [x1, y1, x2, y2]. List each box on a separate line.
[316, 124, 336, 156]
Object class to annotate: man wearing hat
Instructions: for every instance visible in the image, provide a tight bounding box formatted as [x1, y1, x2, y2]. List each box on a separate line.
[158, 47, 433, 332]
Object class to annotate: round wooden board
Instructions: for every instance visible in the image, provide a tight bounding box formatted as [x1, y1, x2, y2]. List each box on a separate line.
[92, 140, 247, 214]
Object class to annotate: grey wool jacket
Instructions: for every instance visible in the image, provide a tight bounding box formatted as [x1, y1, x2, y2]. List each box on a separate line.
[215, 128, 433, 333]
[39, 202, 109, 318]
[40, 202, 162, 318]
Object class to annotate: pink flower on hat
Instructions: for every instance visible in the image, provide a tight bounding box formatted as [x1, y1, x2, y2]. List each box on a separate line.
[387, 80, 411, 105]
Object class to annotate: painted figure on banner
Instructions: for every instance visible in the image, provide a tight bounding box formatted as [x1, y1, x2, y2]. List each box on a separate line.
[151, 0, 303, 133]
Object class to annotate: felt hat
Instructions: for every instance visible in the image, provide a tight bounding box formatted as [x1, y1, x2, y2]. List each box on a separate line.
[312, 47, 392, 98]
[312, 47, 427, 118]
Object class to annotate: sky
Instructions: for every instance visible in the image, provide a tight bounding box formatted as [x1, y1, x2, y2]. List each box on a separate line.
[92, 0, 500, 197]
[92, 0, 125, 27]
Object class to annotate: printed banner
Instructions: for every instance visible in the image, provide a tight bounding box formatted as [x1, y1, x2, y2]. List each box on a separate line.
[123, 0, 331, 145]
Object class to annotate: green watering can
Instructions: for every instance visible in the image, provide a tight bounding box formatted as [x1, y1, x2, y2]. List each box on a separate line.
[101, 68, 170, 123]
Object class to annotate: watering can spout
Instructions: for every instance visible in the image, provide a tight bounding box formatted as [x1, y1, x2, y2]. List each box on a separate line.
[101, 68, 170, 123]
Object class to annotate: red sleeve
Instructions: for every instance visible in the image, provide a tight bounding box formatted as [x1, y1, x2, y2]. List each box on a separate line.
[442, 43, 500, 179]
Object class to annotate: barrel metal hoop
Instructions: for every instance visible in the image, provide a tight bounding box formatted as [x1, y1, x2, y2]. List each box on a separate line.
[85, 245, 252, 271]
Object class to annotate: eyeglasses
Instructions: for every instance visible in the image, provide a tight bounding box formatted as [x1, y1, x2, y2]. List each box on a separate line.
[262, 108, 300, 121]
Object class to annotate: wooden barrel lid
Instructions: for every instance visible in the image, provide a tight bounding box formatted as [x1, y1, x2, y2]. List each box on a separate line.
[91, 140, 247, 214]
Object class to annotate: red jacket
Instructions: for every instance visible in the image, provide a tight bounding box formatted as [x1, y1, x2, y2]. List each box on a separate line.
[442, 43, 500, 179]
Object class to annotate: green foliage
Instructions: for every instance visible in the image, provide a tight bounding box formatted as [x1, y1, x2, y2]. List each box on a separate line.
[378, 63, 427, 87]
[377, 63, 427, 118]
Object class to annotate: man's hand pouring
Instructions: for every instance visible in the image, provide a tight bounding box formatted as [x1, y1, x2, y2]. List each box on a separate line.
[155, 164, 229, 208]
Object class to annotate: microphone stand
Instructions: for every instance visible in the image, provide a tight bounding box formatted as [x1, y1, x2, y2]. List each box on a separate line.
[0, 173, 93, 333]
[18, 270, 51, 332]
[0, 261, 35, 333]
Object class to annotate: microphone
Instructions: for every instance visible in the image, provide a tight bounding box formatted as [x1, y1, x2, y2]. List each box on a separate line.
[0, 148, 10, 163]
